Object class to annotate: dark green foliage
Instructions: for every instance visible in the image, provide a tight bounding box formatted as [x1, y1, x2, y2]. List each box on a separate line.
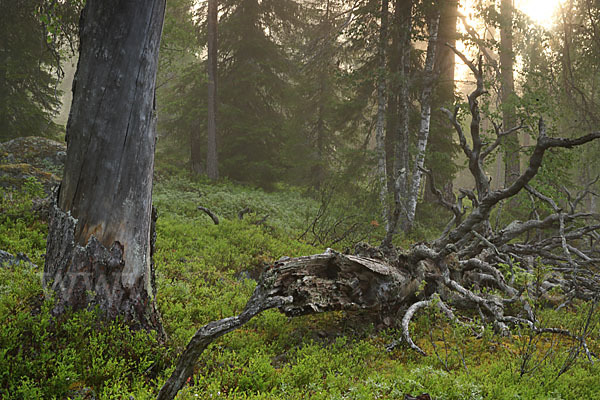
[157, 0, 379, 190]
[0, 0, 79, 141]
[216, 0, 299, 188]
[157, 0, 203, 168]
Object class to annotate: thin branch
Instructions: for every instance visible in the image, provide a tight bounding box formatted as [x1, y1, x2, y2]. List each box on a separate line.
[197, 206, 219, 225]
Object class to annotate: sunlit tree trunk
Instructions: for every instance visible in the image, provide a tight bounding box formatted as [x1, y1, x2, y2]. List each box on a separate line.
[425, 0, 458, 203]
[44, 0, 165, 333]
[500, 0, 519, 187]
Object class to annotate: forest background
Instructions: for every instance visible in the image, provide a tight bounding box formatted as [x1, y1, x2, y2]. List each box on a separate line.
[1, 0, 600, 398]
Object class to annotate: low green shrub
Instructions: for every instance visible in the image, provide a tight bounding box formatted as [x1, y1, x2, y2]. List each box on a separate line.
[0, 177, 47, 265]
[1, 172, 598, 399]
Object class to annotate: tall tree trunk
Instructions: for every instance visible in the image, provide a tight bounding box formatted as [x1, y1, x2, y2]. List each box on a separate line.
[312, 0, 330, 190]
[405, 12, 440, 231]
[500, 0, 519, 187]
[44, 0, 166, 333]
[381, 0, 411, 250]
[395, 0, 412, 198]
[376, 0, 390, 229]
[206, 0, 219, 180]
[425, 0, 458, 203]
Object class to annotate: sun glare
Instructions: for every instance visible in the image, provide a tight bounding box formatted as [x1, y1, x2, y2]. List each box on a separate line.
[516, 0, 564, 28]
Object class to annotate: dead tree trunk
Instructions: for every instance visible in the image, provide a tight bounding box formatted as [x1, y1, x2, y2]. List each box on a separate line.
[44, 0, 166, 333]
[157, 250, 421, 400]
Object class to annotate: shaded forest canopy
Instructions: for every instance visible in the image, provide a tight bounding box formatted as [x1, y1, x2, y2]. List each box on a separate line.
[1, 0, 600, 399]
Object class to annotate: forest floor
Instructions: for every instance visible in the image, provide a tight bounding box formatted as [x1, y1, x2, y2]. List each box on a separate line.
[1, 145, 599, 399]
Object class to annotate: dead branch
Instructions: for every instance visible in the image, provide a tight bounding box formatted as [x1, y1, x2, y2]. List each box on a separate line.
[253, 214, 269, 226]
[197, 206, 219, 225]
[481, 120, 524, 160]
[157, 250, 419, 400]
[238, 207, 252, 220]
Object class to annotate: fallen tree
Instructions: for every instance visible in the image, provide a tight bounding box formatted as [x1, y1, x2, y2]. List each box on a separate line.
[157, 54, 600, 400]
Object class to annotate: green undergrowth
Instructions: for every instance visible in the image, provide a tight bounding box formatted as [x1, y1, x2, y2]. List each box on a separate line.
[0, 177, 47, 265]
[0, 175, 599, 399]
[153, 173, 319, 236]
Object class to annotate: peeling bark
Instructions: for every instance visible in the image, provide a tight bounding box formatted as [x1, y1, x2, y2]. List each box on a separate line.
[45, 204, 162, 331]
[405, 12, 440, 230]
[44, 0, 166, 333]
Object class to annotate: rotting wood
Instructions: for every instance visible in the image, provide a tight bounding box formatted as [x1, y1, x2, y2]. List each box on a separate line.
[157, 249, 422, 400]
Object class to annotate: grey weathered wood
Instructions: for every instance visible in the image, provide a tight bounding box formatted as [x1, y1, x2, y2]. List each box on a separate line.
[198, 206, 220, 225]
[44, 0, 166, 331]
[156, 251, 419, 400]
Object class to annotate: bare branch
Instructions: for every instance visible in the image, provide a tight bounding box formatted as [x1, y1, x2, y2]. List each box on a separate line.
[419, 167, 464, 224]
[436, 119, 600, 250]
[197, 206, 219, 225]
[441, 106, 472, 158]
[457, 13, 500, 77]
[481, 121, 525, 160]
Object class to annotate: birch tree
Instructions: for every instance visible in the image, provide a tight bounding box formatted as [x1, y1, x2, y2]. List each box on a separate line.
[405, 12, 440, 230]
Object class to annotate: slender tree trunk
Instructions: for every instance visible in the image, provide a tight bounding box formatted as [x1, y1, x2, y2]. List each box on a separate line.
[425, 0, 458, 203]
[385, 27, 399, 197]
[206, 0, 219, 180]
[500, 0, 519, 187]
[381, 0, 411, 249]
[44, 0, 166, 333]
[405, 12, 440, 230]
[376, 0, 390, 229]
[313, 1, 331, 190]
[315, 100, 325, 188]
[395, 0, 412, 198]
